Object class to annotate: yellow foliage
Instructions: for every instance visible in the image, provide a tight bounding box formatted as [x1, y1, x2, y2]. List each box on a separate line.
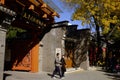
[91, 11, 96, 15]
[105, 21, 110, 27]
[117, 26, 120, 31]
[113, 16, 117, 20]
[65, 0, 72, 2]
[61, 0, 120, 34]
[103, 27, 110, 34]
[110, 20, 117, 24]
[110, 5, 116, 10]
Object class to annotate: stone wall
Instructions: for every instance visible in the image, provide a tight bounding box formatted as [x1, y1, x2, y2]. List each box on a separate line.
[39, 28, 65, 72]
[65, 29, 90, 70]
[0, 28, 6, 80]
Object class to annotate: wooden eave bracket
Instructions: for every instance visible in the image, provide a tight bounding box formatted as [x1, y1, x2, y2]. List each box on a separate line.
[41, 3, 47, 8]
[45, 5, 59, 18]
[29, 4, 34, 10]
[42, 14, 47, 18]
[41, 4, 60, 18]
[16, 0, 25, 7]
[29, 0, 40, 6]
[52, 12, 60, 18]
[16, 0, 60, 18]
[40, 1, 59, 18]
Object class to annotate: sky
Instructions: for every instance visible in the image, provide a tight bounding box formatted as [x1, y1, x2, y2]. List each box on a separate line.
[51, 0, 89, 30]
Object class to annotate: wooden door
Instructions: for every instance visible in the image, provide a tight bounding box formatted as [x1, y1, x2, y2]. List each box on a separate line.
[11, 37, 39, 72]
[65, 52, 73, 68]
[65, 57, 73, 68]
[12, 51, 32, 71]
[11, 39, 32, 71]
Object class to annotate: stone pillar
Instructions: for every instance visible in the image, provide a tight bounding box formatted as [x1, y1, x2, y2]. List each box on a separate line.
[0, 27, 6, 80]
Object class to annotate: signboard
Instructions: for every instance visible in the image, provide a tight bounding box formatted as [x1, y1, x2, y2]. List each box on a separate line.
[0, 28, 6, 80]
[55, 48, 61, 60]
[21, 9, 46, 27]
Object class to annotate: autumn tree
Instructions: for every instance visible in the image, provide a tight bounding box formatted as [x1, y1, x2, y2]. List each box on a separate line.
[61, 0, 120, 61]
[62, 0, 120, 32]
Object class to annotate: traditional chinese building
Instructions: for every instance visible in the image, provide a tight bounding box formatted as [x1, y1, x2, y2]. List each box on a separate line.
[64, 27, 90, 70]
[0, 0, 63, 74]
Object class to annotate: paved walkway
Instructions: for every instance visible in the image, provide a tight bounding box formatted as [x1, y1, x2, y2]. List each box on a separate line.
[4, 67, 120, 80]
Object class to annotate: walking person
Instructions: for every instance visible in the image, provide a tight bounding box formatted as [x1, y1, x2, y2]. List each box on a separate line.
[52, 53, 62, 79]
[61, 55, 66, 78]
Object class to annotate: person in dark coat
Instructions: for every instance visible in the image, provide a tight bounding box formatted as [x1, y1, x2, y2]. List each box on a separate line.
[61, 55, 66, 77]
[52, 53, 62, 79]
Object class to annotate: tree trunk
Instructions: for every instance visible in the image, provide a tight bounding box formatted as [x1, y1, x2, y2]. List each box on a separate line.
[95, 21, 102, 64]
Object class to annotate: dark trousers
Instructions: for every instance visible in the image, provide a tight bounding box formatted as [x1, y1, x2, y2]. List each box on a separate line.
[61, 66, 66, 77]
[52, 66, 62, 78]
[61, 70, 65, 77]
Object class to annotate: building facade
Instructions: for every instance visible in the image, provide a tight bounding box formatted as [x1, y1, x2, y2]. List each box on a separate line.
[1, 1, 91, 76]
[65, 27, 90, 70]
[0, 0, 61, 73]
[39, 27, 65, 72]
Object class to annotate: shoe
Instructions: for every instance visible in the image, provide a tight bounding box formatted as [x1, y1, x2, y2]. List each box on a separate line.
[62, 77, 64, 79]
[60, 77, 64, 79]
[52, 77, 56, 79]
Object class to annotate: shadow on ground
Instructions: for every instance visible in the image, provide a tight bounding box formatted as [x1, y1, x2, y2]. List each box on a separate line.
[47, 73, 61, 79]
[97, 68, 120, 80]
[3, 73, 12, 80]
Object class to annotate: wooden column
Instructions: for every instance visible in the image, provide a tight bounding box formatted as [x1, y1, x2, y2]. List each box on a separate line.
[0, 0, 5, 4]
[31, 42, 39, 72]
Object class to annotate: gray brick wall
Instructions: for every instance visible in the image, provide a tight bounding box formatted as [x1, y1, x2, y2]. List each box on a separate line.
[0, 28, 6, 80]
[39, 28, 65, 72]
